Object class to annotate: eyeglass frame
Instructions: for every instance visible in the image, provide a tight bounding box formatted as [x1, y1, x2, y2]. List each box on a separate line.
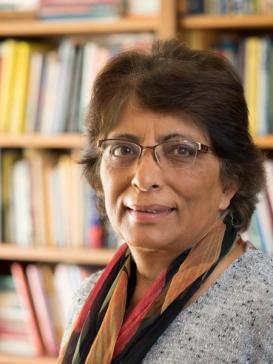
[97, 138, 213, 168]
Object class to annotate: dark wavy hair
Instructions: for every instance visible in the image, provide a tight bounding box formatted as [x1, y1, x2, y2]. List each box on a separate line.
[80, 39, 265, 231]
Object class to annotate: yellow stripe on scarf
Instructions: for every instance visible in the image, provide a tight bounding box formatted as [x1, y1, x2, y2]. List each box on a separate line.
[85, 270, 128, 364]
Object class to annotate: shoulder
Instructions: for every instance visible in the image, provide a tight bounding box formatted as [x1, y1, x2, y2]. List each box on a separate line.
[204, 249, 273, 307]
[61, 269, 103, 346]
[142, 251, 273, 363]
[222, 249, 273, 290]
[71, 269, 103, 310]
[196, 249, 273, 344]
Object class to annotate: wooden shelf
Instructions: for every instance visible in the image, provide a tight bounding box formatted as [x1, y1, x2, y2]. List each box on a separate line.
[180, 14, 273, 29]
[0, 133, 85, 148]
[0, 133, 272, 149]
[254, 135, 273, 149]
[0, 17, 159, 37]
[0, 244, 116, 265]
[0, 355, 56, 364]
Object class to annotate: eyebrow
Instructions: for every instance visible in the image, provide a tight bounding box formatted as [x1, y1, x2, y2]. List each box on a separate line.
[108, 132, 197, 143]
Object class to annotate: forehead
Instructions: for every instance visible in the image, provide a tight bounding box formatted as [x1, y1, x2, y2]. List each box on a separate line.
[107, 103, 209, 144]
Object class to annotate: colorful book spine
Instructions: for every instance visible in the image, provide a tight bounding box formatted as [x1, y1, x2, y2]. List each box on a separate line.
[243, 37, 260, 136]
[0, 40, 18, 133]
[26, 264, 59, 356]
[10, 263, 45, 356]
[9, 42, 32, 134]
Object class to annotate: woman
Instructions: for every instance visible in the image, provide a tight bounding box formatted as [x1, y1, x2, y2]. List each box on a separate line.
[58, 39, 273, 363]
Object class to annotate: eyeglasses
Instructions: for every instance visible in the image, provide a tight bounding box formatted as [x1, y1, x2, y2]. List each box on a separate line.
[97, 138, 212, 169]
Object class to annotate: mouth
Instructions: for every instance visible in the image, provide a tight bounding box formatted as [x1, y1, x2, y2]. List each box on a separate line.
[126, 204, 176, 221]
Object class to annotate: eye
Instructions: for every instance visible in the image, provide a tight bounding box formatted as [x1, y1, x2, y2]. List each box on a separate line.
[110, 142, 138, 158]
[165, 142, 196, 158]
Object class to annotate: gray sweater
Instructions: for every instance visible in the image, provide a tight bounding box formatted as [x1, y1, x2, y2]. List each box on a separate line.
[63, 250, 273, 363]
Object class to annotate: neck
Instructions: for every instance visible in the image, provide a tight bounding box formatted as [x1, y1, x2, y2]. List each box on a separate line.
[130, 246, 179, 282]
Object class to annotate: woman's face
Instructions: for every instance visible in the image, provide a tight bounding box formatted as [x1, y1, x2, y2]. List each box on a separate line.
[100, 104, 236, 257]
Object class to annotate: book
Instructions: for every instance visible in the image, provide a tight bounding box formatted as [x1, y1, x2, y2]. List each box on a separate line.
[10, 158, 33, 246]
[69, 150, 85, 247]
[57, 154, 73, 246]
[41, 0, 121, 4]
[25, 150, 46, 246]
[186, 0, 204, 13]
[10, 263, 45, 355]
[78, 41, 99, 127]
[26, 264, 59, 356]
[0, 0, 39, 11]
[259, 0, 273, 13]
[41, 152, 57, 247]
[0, 39, 18, 133]
[25, 50, 46, 133]
[0, 274, 23, 325]
[33, 52, 47, 133]
[9, 42, 33, 134]
[39, 3, 122, 19]
[52, 40, 76, 133]
[66, 44, 83, 132]
[243, 37, 260, 136]
[1, 150, 21, 242]
[255, 190, 273, 254]
[47, 159, 64, 246]
[127, 0, 160, 15]
[0, 333, 35, 356]
[0, 274, 34, 356]
[266, 40, 273, 134]
[53, 263, 89, 328]
[39, 50, 61, 134]
[39, 265, 63, 343]
[256, 37, 269, 136]
[0, 317, 26, 336]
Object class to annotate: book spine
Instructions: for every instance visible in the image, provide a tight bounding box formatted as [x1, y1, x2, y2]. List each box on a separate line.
[26, 264, 59, 356]
[0, 40, 18, 133]
[10, 263, 45, 355]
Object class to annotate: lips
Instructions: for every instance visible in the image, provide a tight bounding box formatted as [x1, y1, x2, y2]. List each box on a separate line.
[129, 205, 175, 214]
[126, 204, 176, 222]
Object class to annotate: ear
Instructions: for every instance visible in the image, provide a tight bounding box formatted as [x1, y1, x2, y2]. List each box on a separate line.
[219, 181, 238, 211]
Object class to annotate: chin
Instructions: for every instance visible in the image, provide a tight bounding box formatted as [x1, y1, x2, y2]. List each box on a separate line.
[126, 234, 173, 252]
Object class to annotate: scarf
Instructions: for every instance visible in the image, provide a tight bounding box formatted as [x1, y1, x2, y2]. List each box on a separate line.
[58, 217, 238, 364]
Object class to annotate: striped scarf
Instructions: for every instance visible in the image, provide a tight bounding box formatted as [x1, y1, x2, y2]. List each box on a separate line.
[58, 217, 238, 364]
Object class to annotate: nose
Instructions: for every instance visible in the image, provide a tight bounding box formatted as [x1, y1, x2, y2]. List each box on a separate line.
[131, 149, 162, 192]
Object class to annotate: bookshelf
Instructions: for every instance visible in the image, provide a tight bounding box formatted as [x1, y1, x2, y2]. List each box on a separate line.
[0, 18, 160, 37]
[0, 0, 177, 241]
[178, 1, 273, 255]
[0, 244, 115, 265]
[255, 135, 273, 149]
[0, 134, 85, 148]
[0, 1, 176, 39]
[178, 3, 273, 146]
[180, 14, 273, 29]
[0, 0, 176, 362]
[0, 133, 271, 149]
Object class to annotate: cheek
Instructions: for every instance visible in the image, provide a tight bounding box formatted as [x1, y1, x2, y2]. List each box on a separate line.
[100, 164, 115, 215]
[179, 171, 225, 214]
[99, 163, 130, 220]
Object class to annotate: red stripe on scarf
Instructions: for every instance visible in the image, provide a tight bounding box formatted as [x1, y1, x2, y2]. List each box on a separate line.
[113, 267, 167, 356]
[74, 243, 128, 331]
